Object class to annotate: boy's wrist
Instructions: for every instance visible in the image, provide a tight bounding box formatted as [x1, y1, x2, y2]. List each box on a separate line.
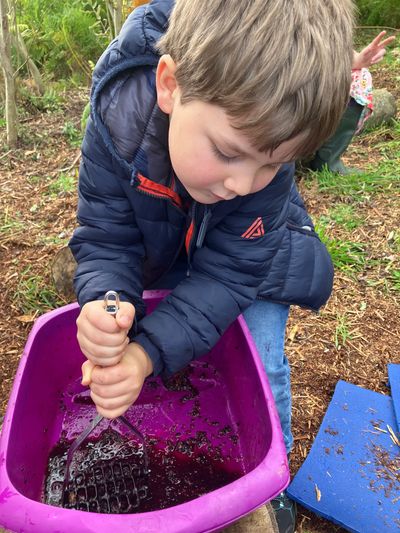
[128, 341, 154, 377]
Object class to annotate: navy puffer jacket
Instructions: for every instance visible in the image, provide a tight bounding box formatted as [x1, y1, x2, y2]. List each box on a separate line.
[69, 0, 334, 376]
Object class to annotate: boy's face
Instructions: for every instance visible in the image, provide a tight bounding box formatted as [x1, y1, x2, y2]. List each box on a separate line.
[157, 56, 300, 204]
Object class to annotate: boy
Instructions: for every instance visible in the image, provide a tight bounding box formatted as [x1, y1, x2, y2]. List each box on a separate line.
[70, 0, 355, 530]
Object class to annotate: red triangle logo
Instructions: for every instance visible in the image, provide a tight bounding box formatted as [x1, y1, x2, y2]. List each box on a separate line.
[241, 217, 265, 239]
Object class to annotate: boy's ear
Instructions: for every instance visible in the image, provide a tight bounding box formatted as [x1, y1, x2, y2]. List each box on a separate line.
[156, 54, 178, 114]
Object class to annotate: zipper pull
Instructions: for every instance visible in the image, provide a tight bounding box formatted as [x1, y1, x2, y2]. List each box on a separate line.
[196, 207, 212, 248]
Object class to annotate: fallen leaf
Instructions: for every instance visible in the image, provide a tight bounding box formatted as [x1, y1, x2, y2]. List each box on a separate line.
[16, 315, 36, 323]
[315, 483, 321, 502]
[288, 325, 299, 342]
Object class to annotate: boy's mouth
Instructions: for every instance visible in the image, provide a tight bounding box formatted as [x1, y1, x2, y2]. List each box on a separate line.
[210, 192, 235, 202]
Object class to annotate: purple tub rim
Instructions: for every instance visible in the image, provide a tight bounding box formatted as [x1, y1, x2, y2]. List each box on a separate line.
[0, 292, 289, 532]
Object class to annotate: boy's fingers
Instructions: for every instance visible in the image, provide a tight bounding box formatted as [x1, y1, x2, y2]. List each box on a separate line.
[78, 335, 129, 362]
[115, 302, 135, 330]
[81, 360, 96, 386]
[90, 390, 133, 410]
[80, 302, 120, 334]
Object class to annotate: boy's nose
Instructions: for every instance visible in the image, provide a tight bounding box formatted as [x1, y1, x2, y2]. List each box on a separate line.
[225, 167, 275, 197]
[224, 173, 255, 197]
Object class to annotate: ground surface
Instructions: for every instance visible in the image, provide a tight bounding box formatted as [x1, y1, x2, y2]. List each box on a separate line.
[0, 55, 399, 532]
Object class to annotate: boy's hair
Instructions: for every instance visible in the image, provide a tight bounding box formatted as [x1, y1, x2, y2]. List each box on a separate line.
[157, 0, 355, 158]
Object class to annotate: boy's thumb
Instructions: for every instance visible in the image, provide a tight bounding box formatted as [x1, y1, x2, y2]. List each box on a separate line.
[115, 301, 135, 330]
[81, 360, 95, 386]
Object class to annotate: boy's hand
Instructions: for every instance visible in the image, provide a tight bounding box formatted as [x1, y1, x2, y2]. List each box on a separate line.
[76, 299, 135, 368]
[81, 342, 154, 419]
[352, 31, 396, 70]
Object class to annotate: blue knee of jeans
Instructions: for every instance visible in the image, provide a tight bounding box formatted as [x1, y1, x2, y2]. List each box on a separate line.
[243, 300, 293, 453]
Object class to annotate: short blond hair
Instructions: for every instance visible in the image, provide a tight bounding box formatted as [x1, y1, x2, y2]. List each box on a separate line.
[157, 0, 355, 158]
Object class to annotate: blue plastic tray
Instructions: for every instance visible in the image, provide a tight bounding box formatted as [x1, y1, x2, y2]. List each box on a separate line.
[288, 380, 400, 532]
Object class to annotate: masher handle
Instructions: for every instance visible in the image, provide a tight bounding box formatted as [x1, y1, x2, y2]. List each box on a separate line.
[103, 290, 120, 316]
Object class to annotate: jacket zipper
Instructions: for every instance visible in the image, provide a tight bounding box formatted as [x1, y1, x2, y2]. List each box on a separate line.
[135, 186, 189, 284]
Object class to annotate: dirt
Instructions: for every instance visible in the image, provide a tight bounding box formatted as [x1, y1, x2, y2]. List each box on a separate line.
[0, 60, 399, 532]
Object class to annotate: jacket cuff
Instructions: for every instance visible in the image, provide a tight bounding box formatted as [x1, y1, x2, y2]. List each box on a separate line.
[133, 333, 164, 376]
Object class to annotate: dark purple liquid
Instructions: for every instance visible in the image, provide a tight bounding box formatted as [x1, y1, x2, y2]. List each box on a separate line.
[44, 427, 242, 513]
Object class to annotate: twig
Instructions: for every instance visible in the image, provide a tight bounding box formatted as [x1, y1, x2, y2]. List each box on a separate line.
[387, 425, 400, 447]
[368, 322, 400, 339]
[58, 151, 81, 173]
[346, 340, 367, 357]
[0, 150, 12, 161]
[356, 25, 400, 34]
[372, 426, 388, 434]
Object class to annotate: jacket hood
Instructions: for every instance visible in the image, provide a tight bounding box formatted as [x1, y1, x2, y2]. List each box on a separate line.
[88, 0, 175, 183]
[118, 0, 173, 58]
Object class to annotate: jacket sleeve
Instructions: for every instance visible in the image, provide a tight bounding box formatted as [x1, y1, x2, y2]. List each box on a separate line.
[69, 116, 146, 317]
[253, 180, 334, 310]
[134, 165, 299, 376]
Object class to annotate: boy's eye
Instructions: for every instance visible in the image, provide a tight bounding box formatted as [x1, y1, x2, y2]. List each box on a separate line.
[211, 144, 238, 163]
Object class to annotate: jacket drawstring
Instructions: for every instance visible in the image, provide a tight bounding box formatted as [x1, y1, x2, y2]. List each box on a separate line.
[196, 206, 212, 249]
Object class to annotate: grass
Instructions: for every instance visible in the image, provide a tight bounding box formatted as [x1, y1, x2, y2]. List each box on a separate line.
[389, 270, 400, 292]
[0, 209, 25, 244]
[334, 313, 355, 349]
[315, 220, 366, 272]
[312, 168, 399, 199]
[14, 267, 64, 315]
[319, 204, 364, 231]
[0, 212, 24, 235]
[306, 119, 400, 200]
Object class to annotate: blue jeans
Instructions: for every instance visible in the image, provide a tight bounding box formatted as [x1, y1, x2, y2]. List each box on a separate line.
[148, 257, 292, 453]
[243, 301, 292, 453]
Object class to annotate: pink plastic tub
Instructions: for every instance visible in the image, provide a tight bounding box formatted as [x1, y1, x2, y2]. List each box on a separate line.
[0, 290, 289, 532]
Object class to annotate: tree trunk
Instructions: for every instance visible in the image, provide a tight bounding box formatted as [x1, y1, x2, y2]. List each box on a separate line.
[105, 0, 124, 39]
[13, 30, 45, 95]
[114, 0, 123, 36]
[0, 0, 17, 147]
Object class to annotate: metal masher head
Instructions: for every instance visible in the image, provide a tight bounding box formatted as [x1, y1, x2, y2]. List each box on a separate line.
[62, 415, 149, 512]
[61, 290, 149, 512]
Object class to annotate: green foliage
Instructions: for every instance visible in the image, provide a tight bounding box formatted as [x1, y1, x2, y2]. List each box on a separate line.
[62, 121, 83, 146]
[81, 102, 91, 133]
[16, 0, 109, 80]
[19, 85, 64, 112]
[47, 173, 77, 196]
[356, 0, 400, 27]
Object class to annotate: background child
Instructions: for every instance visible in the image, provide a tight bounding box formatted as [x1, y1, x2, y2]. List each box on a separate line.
[308, 30, 396, 174]
[69, 1, 355, 530]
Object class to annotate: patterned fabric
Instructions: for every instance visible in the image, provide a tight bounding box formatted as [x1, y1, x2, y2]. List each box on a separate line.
[350, 68, 373, 133]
